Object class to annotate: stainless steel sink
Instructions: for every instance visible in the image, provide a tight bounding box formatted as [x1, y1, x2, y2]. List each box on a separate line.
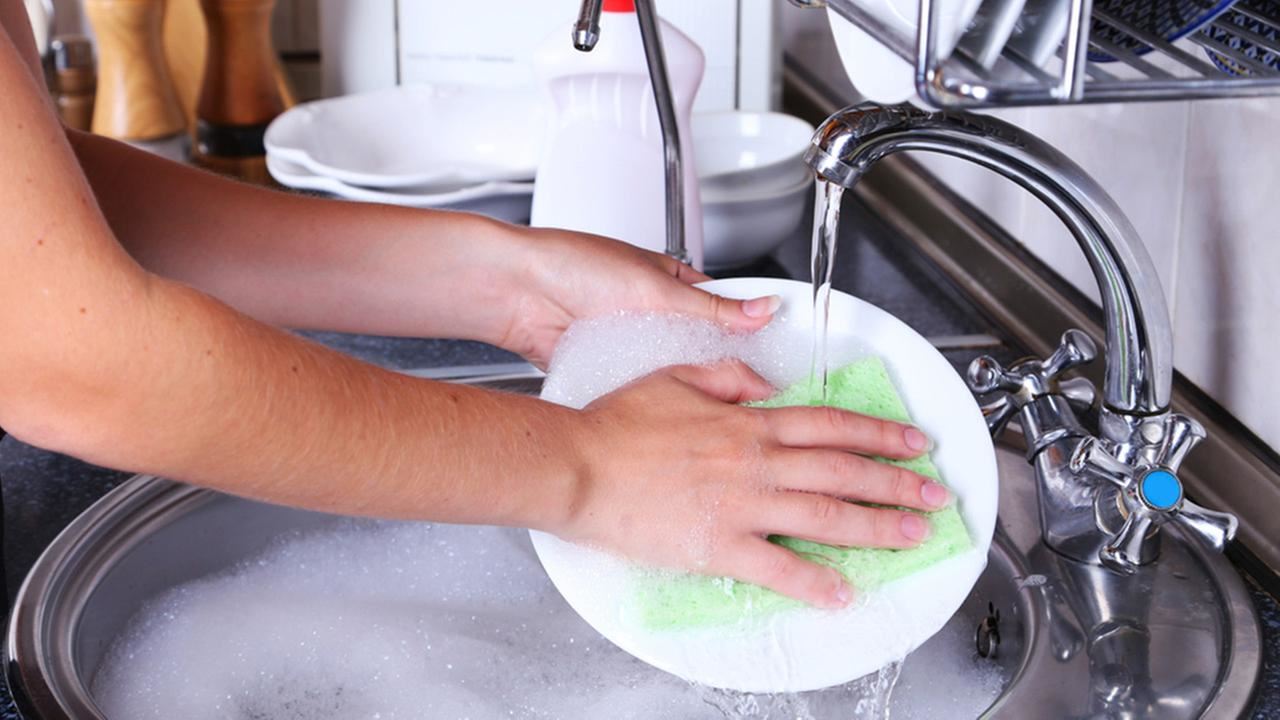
[3, 374, 1263, 719]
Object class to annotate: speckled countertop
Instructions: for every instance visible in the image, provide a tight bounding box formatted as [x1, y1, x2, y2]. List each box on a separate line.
[1, 198, 1276, 718]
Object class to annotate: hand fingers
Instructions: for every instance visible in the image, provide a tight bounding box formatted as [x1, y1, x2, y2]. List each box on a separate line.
[659, 254, 713, 285]
[760, 492, 932, 549]
[659, 280, 782, 332]
[762, 405, 931, 460]
[664, 360, 777, 404]
[725, 538, 853, 609]
[771, 449, 950, 511]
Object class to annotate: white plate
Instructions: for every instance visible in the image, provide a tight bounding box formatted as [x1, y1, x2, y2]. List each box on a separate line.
[827, 0, 984, 105]
[531, 277, 998, 693]
[266, 155, 535, 223]
[264, 84, 545, 190]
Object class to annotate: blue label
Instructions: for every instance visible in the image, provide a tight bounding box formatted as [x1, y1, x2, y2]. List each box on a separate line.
[1140, 469, 1183, 511]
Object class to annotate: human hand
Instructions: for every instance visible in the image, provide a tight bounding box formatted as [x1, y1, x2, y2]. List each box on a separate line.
[498, 227, 781, 368]
[561, 360, 949, 608]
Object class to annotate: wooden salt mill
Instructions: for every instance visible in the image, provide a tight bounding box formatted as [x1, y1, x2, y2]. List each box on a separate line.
[84, 0, 187, 158]
[192, 0, 288, 184]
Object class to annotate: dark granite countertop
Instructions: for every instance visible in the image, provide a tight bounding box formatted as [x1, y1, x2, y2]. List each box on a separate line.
[1, 197, 1276, 718]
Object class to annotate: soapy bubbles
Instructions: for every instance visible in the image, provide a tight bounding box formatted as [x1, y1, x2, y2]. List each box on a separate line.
[93, 520, 1004, 720]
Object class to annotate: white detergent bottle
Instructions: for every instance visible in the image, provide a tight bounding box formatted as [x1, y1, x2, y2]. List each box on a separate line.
[531, 0, 705, 270]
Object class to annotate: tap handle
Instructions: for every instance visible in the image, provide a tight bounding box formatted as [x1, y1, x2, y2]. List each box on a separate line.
[1073, 414, 1238, 573]
[966, 355, 1023, 395]
[1059, 376, 1097, 414]
[1099, 511, 1156, 575]
[1041, 329, 1098, 380]
[1154, 413, 1205, 472]
[979, 394, 1019, 436]
[1176, 499, 1239, 553]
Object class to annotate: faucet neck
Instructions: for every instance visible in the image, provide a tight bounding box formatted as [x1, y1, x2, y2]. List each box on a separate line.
[806, 105, 1173, 418]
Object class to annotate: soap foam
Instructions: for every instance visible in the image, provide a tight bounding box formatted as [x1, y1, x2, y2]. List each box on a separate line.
[541, 311, 867, 410]
[94, 521, 1005, 720]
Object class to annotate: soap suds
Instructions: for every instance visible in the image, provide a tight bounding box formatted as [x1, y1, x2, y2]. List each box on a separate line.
[94, 521, 1005, 720]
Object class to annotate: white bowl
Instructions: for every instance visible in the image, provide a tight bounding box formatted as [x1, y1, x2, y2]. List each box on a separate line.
[266, 154, 535, 223]
[693, 111, 816, 198]
[701, 173, 813, 271]
[532, 277, 998, 693]
[264, 84, 545, 190]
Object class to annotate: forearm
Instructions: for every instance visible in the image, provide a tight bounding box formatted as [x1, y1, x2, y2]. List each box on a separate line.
[16, 272, 584, 529]
[67, 129, 527, 343]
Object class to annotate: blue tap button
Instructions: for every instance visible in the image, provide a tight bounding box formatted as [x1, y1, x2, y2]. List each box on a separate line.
[1139, 469, 1183, 511]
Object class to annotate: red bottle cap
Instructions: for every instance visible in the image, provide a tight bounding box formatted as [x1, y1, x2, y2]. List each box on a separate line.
[603, 0, 636, 12]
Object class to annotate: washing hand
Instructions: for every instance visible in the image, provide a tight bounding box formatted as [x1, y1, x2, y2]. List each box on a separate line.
[497, 227, 781, 368]
[560, 360, 949, 608]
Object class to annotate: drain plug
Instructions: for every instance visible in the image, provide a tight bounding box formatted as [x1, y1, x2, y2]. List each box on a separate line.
[975, 602, 1001, 659]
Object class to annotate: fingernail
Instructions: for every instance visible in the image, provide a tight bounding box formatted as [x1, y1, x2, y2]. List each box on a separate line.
[904, 427, 932, 453]
[901, 514, 933, 542]
[834, 579, 854, 607]
[921, 481, 952, 509]
[742, 295, 782, 319]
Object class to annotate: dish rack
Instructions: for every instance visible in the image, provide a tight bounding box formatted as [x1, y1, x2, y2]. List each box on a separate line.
[791, 0, 1280, 107]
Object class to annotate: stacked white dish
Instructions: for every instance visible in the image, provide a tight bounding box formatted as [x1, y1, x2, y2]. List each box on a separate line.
[265, 84, 543, 222]
[693, 111, 817, 272]
[268, 86, 818, 269]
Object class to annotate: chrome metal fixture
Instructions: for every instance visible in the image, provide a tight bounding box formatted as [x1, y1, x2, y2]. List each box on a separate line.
[789, 0, 1280, 108]
[572, 0, 688, 265]
[805, 104, 1238, 572]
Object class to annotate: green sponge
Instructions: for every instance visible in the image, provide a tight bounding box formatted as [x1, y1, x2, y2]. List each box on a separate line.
[628, 357, 972, 631]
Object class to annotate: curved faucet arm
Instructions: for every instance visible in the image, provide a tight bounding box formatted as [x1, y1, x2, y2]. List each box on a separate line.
[805, 104, 1173, 418]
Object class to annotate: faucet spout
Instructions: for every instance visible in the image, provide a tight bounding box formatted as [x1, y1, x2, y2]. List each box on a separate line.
[805, 104, 1172, 418]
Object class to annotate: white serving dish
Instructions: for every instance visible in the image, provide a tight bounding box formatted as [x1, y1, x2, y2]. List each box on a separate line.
[692, 111, 816, 197]
[701, 173, 813, 271]
[827, 0, 984, 105]
[532, 277, 999, 693]
[264, 84, 545, 190]
[266, 154, 535, 223]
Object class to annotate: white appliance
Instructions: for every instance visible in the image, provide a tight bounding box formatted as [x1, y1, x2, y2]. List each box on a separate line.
[318, 0, 781, 112]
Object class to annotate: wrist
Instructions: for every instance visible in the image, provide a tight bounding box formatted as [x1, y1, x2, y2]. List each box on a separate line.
[517, 401, 597, 539]
[453, 217, 543, 349]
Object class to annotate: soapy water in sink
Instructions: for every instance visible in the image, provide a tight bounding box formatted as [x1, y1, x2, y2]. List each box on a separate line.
[93, 521, 1006, 720]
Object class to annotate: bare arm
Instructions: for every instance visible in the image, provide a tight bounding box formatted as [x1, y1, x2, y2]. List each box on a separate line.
[0, 24, 587, 530]
[66, 131, 528, 343]
[0, 3, 939, 608]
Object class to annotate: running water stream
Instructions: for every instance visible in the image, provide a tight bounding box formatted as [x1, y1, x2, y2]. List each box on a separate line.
[809, 179, 846, 402]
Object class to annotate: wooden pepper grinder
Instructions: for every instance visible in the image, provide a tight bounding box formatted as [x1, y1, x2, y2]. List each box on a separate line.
[85, 0, 188, 159]
[193, 0, 288, 184]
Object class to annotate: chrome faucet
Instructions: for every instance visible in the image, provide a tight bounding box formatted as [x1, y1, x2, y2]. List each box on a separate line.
[805, 104, 1238, 573]
[572, 0, 688, 265]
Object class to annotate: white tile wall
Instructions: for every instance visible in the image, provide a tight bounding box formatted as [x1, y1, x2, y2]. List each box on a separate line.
[1175, 96, 1280, 448]
[781, 12, 1280, 451]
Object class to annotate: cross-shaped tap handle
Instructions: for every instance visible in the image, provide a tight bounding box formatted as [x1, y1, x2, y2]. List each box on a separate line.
[1070, 414, 1238, 573]
[966, 329, 1099, 436]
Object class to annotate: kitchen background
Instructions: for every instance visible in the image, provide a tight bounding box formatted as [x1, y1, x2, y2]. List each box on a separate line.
[40, 0, 1280, 454]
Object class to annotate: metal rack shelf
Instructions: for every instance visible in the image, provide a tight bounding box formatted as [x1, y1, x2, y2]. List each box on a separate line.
[794, 0, 1280, 108]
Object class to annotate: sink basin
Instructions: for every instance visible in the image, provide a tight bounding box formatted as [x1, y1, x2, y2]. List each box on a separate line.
[4, 374, 1263, 718]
